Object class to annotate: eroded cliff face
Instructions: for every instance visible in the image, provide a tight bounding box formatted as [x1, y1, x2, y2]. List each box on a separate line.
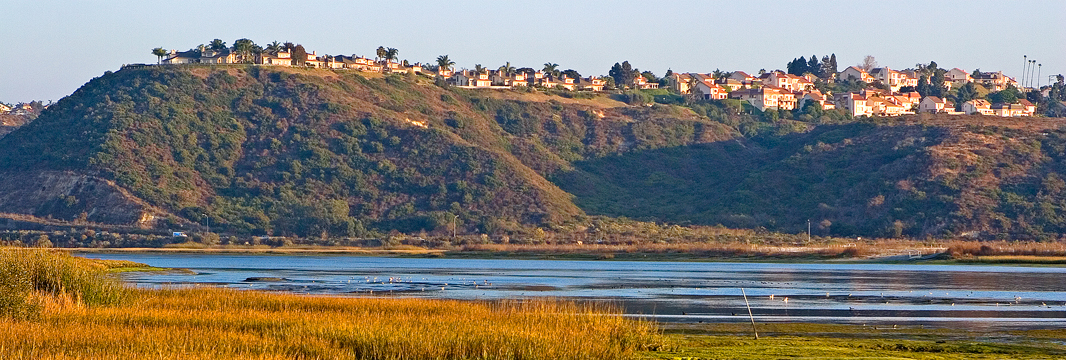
[0, 171, 171, 227]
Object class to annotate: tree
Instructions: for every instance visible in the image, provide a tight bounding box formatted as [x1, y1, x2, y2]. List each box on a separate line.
[859, 55, 877, 72]
[786, 57, 808, 75]
[435, 55, 455, 71]
[34, 234, 52, 248]
[953, 82, 978, 110]
[497, 62, 515, 77]
[208, 39, 227, 51]
[609, 61, 638, 88]
[283, 42, 295, 52]
[916, 75, 931, 98]
[827, 54, 838, 77]
[562, 69, 581, 80]
[542, 63, 560, 78]
[385, 48, 399, 63]
[808, 55, 821, 77]
[151, 47, 168, 64]
[930, 69, 947, 97]
[375, 46, 386, 61]
[291, 44, 307, 66]
[232, 38, 257, 63]
[266, 41, 282, 55]
[474, 64, 485, 74]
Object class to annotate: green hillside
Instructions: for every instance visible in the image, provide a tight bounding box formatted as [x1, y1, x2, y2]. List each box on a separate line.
[0, 66, 731, 237]
[3, 65, 1066, 240]
[554, 120, 1066, 240]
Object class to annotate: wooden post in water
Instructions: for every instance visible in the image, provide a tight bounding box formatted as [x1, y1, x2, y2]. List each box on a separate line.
[742, 288, 758, 339]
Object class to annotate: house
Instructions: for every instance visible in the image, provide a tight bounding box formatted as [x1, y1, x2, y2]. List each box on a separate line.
[1018, 99, 1036, 115]
[838, 66, 871, 82]
[162, 50, 201, 64]
[730, 86, 796, 111]
[962, 99, 993, 115]
[695, 81, 728, 100]
[991, 102, 1032, 117]
[557, 76, 577, 91]
[974, 71, 1016, 91]
[868, 97, 908, 116]
[578, 77, 605, 91]
[946, 68, 971, 83]
[717, 78, 744, 91]
[260, 51, 293, 66]
[728, 71, 756, 86]
[919, 96, 952, 113]
[0, 104, 11, 113]
[199, 49, 237, 64]
[763, 71, 811, 91]
[837, 93, 873, 117]
[324, 56, 346, 69]
[437, 68, 454, 78]
[632, 75, 659, 89]
[870, 67, 917, 92]
[798, 91, 835, 110]
[668, 73, 694, 93]
[453, 70, 493, 87]
[885, 92, 922, 111]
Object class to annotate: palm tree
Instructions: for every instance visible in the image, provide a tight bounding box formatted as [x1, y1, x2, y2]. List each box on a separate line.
[151, 47, 168, 64]
[474, 64, 486, 75]
[543, 63, 559, 78]
[266, 41, 282, 55]
[385, 48, 399, 64]
[436, 55, 455, 71]
[283, 42, 295, 52]
[498, 62, 515, 77]
[376, 46, 387, 61]
[208, 39, 227, 51]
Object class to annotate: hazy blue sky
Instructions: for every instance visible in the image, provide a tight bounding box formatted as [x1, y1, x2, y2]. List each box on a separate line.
[1, 0, 1063, 102]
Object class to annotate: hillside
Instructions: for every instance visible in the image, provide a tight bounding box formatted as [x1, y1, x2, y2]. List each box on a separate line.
[0, 66, 732, 236]
[554, 118, 1066, 240]
[3, 65, 1066, 240]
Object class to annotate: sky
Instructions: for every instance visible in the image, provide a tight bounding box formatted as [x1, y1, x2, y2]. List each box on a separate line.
[1, 0, 1064, 103]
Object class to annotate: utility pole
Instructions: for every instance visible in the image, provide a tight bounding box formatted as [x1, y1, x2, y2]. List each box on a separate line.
[1022, 55, 1028, 87]
[1037, 64, 1042, 89]
[741, 288, 758, 340]
[203, 214, 210, 233]
[807, 219, 811, 243]
[1030, 60, 1037, 88]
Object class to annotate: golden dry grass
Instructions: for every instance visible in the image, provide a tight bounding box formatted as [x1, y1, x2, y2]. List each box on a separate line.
[0, 249, 663, 359]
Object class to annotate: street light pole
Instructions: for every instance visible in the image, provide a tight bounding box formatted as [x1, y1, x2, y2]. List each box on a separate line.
[1022, 55, 1028, 87]
[807, 219, 811, 243]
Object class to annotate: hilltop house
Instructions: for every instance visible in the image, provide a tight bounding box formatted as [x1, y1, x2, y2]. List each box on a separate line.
[730, 86, 796, 111]
[946, 68, 971, 83]
[798, 91, 835, 110]
[839, 66, 871, 82]
[695, 81, 728, 100]
[728, 71, 756, 86]
[199, 49, 238, 64]
[764, 71, 813, 92]
[632, 75, 659, 89]
[974, 71, 1017, 91]
[962, 99, 993, 115]
[919, 96, 955, 114]
[578, 77, 605, 91]
[453, 70, 493, 87]
[870, 67, 918, 92]
[837, 93, 873, 117]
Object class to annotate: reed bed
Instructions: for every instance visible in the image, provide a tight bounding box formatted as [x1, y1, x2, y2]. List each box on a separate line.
[0, 249, 663, 359]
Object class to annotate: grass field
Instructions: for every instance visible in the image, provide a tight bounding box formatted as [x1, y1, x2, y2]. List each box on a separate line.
[645, 323, 1066, 360]
[0, 248, 662, 359]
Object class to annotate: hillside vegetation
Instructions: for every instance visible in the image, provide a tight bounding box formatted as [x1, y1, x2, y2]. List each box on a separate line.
[0, 66, 732, 237]
[2, 65, 1066, 240]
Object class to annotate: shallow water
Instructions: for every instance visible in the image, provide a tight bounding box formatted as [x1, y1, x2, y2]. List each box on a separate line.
[81, 253, 1066, 330]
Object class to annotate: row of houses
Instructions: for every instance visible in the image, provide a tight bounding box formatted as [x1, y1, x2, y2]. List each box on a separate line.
[163, 49, 423, 74]
[0, 103, 41, 116]
[665, 67, 1032, 117]
[445, 69, 619, 91]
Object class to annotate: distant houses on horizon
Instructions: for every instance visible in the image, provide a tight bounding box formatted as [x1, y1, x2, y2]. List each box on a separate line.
[156, 43, 1049, 119]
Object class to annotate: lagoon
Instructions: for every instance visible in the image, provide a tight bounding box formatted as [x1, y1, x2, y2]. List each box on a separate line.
[80, 253, 1066, 330]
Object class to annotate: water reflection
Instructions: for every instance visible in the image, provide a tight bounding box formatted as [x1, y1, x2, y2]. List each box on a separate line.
[81, 254, 1066, 329]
